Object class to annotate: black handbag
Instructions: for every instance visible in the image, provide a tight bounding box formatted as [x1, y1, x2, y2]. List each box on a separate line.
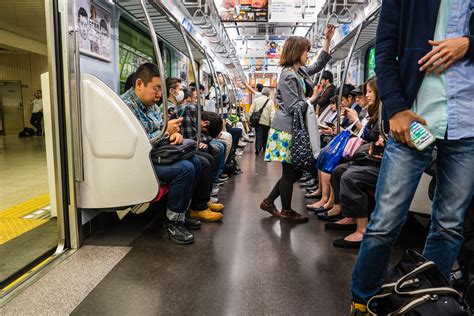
[291, 105, 314, 172]
[367, 250, 471, 315]
[150, 138, 197, 165]
[249, 99, 270, 127]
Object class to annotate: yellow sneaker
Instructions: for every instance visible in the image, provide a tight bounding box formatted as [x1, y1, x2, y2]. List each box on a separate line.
[207, 201, 224, 212]
[350, 302, 369, 316]
[190, 208, 223, 222]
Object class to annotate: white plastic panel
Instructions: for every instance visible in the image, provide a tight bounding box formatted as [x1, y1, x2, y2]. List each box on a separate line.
[79, 74, 159, 208]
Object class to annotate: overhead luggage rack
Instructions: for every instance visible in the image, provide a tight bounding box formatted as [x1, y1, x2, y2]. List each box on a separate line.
[330, 7, 380, 61]
[116, 0, 206, 61]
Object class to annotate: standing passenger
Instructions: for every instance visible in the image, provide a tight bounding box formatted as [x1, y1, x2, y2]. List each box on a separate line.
[249, 87, 275, 155]
[350, 1, 474, 314]
[260, 25, 335, 222]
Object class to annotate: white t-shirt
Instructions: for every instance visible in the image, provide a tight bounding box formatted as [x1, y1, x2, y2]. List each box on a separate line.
[32, 98, 43, 113]
[204, 99, 216, 112]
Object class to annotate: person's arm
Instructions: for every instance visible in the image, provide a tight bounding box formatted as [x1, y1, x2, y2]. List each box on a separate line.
[305, 24, 335, 76]
[244, 81, 258, 95]
[249, 100, 256, 115]
[316, 85, 334, 109]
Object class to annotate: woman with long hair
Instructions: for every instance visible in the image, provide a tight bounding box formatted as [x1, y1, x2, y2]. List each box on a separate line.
[259, 25, 335, 222]
[324, 77, 387, 248]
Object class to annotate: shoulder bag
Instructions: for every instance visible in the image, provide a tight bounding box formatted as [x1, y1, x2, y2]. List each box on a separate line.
[249, 98, 270, 127]
[150, 138, 197, 165]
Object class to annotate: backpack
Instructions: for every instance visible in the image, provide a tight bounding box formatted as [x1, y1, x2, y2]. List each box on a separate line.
[249, 99, 270, 127]
[18, 127, 35, 138]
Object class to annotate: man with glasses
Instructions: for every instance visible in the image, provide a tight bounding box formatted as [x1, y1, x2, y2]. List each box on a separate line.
[121, 63, 205, 245]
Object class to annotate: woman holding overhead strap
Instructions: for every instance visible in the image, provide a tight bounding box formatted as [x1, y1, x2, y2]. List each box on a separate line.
[260, 24, 335, 223]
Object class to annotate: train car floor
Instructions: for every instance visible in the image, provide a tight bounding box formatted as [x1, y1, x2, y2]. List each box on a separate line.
[1, 146, 428, 314]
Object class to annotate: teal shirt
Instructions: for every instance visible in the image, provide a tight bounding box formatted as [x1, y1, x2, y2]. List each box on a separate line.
[412, 0, 451, 139]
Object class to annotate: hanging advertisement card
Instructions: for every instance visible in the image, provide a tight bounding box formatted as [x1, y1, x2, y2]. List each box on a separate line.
[76, 0, 112, 62]
[217, 0, 268, 22]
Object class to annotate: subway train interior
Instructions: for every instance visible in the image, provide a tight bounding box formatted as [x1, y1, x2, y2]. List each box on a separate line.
[0, 0, 473, 315]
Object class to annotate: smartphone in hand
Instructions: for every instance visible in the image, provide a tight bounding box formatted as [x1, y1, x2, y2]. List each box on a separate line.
[410, 121, 435, 151]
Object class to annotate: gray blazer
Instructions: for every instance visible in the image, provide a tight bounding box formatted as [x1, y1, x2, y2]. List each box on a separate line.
[272, 51, 332, 134]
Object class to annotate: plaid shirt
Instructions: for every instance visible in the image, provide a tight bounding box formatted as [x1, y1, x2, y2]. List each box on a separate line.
[120, 88, 167, 145]
[170, 102, 198, 140]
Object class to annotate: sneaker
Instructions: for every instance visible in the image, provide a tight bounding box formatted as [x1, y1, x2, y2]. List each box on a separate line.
[214, 178, 227, 185]
[350, 302, 369, 316]
[184, 216, 202, 230]
[190, 208, 223, 222]
[162, 221, 194, 245]
[210, 196, 219, 203]
[208, 201, 224, 212]
[238, 141, 248, 147]
[245, 139, 253, 143]
[278, 209, 309, 223]
[219, 175, 229, 181]
[248, 132, 255, 137]
[299, 178, 317, 188]
[235, 149, 244, 156]
[211, 187, 219, 196]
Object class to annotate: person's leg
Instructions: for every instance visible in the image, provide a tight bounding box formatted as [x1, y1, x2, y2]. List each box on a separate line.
[422, 138, 474, 277]
[351, 137, 433, 304]
[189, 155, 212, 211]
[30, 112, 40, 133]
[217, 132, 232, 160]
[227, 126, 242, 150]
[255, 124, 264, 154]
[211, 140, 226, 178]
[197, 150, 217, 185]
[279, 163, 303, 210]
[153, 160, 195, 221]
[262, 125, 270, 152]
[308, 172, 331, 209]
[236, 122, 248, 139]
[36, 112, 43, 134]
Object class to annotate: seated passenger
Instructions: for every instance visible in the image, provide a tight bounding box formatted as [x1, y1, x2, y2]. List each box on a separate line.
[166, 77, 225, 216]
[324, 77, 386, 249]
[121, 63, 218, 245]
[314, 70, 335, 115]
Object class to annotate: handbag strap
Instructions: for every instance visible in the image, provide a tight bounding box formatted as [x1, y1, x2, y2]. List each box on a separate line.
[258, 98, 270, 113]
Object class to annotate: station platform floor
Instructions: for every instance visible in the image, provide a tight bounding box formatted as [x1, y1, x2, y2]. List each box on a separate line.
[0, 144, 428, 315]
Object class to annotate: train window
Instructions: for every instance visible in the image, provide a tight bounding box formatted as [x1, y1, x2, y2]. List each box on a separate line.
[365, 46, 376, 79]
[118, 20, 155, 92]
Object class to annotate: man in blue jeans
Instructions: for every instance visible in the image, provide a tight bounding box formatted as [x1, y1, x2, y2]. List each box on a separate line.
[351, 1, 474, 314]
[121, 63, 205, 245]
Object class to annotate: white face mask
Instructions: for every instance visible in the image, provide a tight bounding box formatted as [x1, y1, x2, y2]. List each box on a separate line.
[174, 90, 185, 103]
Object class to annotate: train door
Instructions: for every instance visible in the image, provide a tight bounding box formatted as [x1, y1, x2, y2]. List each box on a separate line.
[0, 0, 74, 301]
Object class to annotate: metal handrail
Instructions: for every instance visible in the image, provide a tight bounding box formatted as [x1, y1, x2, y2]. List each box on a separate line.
[335, 22, 363, 134]
[207, 55, 223, 117]
[140, 0, 168, 138]
[179, 24, 201, 147]
[72, 30, 84, 182]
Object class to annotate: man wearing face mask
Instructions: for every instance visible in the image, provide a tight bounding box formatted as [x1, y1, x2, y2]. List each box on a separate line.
[166, 77, 225, 221]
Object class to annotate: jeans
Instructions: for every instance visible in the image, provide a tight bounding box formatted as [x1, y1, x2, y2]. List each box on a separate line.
[255, 124, 270, 154]
[30, 112, 43, 134]
[153, 157, 200, 221]
[211, 140, 226, 180]
[351, 137, 474, 303]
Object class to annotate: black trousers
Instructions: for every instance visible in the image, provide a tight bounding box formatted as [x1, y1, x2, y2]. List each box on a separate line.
[267, 162, 303, 210]
[226, 125, 242, 150]
[30, 112, 43, 134]
[190, 154, 212, 211]
[255, 124, 270, 154]
[331, 162, 379, 218]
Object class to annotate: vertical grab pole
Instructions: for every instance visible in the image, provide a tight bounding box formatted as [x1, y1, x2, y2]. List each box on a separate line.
[205, 52, 223, 117]
[179, 24, 201, 146]
[140, 0, 168, 137]
[72, 30, 84, 182]
[336, 22, 363, 134]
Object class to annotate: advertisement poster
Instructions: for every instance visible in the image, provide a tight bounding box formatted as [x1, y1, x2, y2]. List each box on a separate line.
[217, 0, 268, 22]
[265, 39, 284, 58]
[177, 52, 189, 84]
[269, 0, 324, 23]
[76, 0, 112, 62]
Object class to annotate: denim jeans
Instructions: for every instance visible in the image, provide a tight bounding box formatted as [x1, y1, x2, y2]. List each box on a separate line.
[211, 140, 227, 179]
[153, 155, 201, 222]
[351, 137, 474, 303]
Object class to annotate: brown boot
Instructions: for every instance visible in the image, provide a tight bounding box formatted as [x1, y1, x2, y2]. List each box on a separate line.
[278, 209, 309, 223]
[260, 199, 279, 217]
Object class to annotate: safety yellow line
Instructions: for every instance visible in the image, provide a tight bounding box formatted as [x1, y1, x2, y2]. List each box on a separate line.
[1, 256, 54, 292]
[0, 194, 50, 218]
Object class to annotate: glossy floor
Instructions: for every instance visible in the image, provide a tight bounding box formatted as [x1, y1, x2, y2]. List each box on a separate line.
[72, 148, 427, 315]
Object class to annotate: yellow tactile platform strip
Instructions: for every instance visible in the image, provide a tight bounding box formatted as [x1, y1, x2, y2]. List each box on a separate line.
[0, 218, 48, 245]
[0, 194, 50, 245]
[0, 194, 50, 219]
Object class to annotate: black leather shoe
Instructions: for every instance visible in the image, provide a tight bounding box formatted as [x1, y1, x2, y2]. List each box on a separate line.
[325, 222, 357, 231]
[306, 185, 319, 192]
[316, 212, 343, 222]
[185, 216, 202, 230]
[300, 179, 317, 188]
[333, 238, 361, 249]
[306, 206, 331, 214]
[162, 221, 194, 245]
[305, 192, 322, 199]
